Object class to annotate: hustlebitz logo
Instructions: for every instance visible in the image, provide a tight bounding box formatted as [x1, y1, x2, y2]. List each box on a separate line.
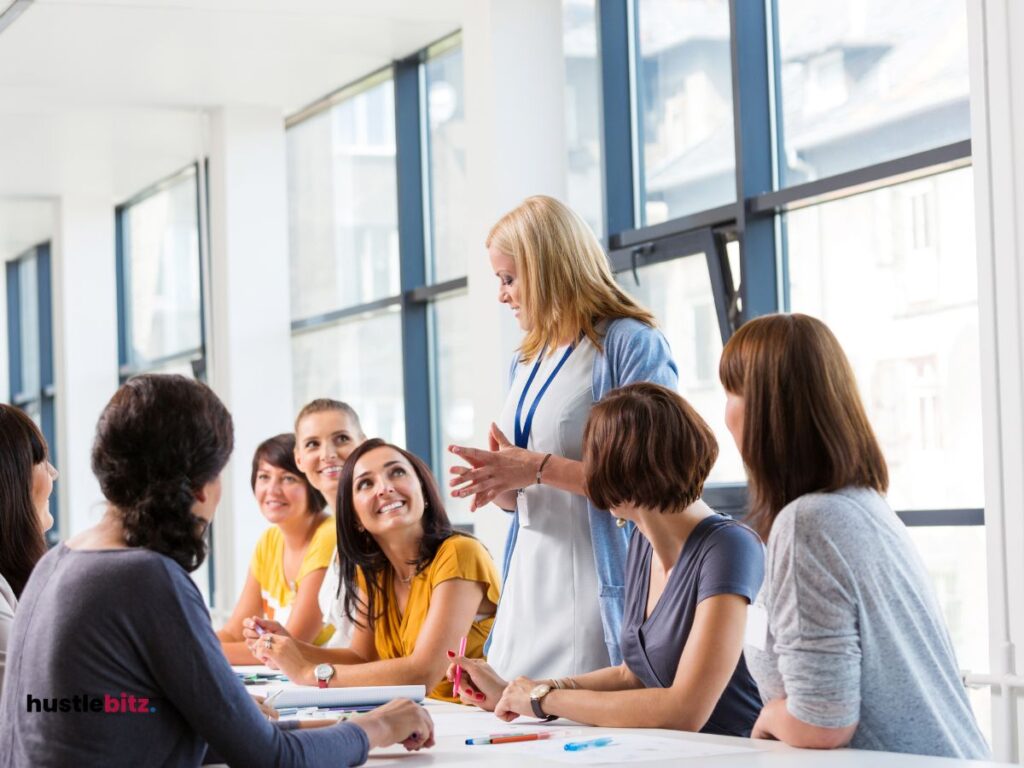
[26, 693, 158, 714]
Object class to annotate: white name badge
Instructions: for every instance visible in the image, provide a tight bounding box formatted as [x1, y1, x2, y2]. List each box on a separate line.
[517, 489, 531, 527]
[745, 603, 769, 651]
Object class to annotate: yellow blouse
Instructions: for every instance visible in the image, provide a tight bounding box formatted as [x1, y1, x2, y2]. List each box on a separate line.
[250, 515, 336, 646]
[360, 535, 500, 702]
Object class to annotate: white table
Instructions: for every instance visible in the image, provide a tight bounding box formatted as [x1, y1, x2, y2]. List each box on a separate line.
[232, 667, 1005, 767]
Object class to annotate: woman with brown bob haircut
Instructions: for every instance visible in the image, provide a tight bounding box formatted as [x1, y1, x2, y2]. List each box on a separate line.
[446, 383, 765, 736]
[721, 314, 987, 758]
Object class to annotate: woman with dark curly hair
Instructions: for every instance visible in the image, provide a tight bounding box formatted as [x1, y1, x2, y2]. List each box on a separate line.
[0, 405, 57, 690]
[0, 375, 433, 768]
[248, 438, 500, 702]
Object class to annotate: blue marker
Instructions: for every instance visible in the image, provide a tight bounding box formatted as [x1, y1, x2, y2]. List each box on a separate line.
[563, 737, 613, 752]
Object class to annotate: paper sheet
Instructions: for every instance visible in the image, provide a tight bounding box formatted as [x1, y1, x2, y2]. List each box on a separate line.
[502, 734, 757, 764]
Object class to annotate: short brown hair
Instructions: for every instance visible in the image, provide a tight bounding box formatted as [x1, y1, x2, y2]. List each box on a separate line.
[584, 383, 718, 513]
[719, 313, 888, 539]
[250, 433, 327, 514]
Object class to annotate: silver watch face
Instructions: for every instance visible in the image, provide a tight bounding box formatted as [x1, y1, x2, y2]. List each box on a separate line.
[314, 663, 333, 681]
[530, 683, 551, 700]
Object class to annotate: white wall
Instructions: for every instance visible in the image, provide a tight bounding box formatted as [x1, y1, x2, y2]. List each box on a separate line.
[967, 0, 1024, 761]
[206, 106, 295, 617]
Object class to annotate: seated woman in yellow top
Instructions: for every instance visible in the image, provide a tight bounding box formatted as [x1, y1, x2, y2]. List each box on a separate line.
[217, 434, 336, 664]
[245, 438, 499, 701]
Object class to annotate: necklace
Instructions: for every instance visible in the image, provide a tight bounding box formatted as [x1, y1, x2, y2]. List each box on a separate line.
[395, 568, 414, 585]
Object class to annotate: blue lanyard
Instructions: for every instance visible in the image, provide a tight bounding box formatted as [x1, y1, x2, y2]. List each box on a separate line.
[514, 344, 575, 449]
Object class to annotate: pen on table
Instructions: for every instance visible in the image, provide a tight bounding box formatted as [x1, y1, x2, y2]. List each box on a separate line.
[563, 737, 614, 752]
[452, 635, 468, 696]
[466, 731, 568, 745]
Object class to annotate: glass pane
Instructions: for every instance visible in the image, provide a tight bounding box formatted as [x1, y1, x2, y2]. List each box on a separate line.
[787, 167, 983, 511]
[636, 0, 735, 225]
[776, 0, 970, 186]
[425, 44, 467, 283]
[288, 78, 400, 319]
[17, 253, 40, 397]
[291, 308, 405, 445]
[122, 172, 202, 365]
[564, 0, 604, 238]
[430, 293, 474, 524]
[616, 256, 745, 484]
[906, 526, 989, 741]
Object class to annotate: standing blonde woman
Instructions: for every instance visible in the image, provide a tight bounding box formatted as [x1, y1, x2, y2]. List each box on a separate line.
[449, 195, 677, 680]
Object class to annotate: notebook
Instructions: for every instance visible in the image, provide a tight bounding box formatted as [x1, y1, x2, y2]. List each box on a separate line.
[268, 684, 426, 709]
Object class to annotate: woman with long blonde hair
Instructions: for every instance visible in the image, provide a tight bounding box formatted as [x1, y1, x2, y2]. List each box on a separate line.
[449, 195, 677, 684]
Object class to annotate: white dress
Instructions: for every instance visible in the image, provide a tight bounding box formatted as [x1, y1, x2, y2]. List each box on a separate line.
[317, 550, 354, 648]
[486, 339, 610, 680]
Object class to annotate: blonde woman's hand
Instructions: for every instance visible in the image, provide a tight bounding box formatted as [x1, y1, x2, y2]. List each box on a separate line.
[444, 653, 508, 711]
[449, 424, 542, 511]
[494, 677, 540, 722]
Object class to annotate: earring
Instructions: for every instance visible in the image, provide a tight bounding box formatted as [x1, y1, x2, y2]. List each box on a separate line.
[615, 517, 627, 529]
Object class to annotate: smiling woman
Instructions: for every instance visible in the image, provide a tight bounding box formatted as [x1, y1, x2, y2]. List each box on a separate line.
[244, 439, 501, 702]
[216, 434, 336, 665]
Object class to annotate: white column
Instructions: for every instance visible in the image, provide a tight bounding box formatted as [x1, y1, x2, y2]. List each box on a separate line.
[52, 191, 119, 535]
[206, 107, 294, 617]
[967, 0, 1024, 760]
[460, 0, 568, 557]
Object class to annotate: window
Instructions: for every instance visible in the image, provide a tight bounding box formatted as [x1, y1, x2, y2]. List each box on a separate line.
[116, 165, 204, 379]
[563, 0, 604, 238]
[287, 73, 400, 318]
[636, 0, 736, 224]
[287, 71, 406, 441]
[5, 243, 58, 543]
[786, 168, 981, 511]
[775, 0, 971, 186]
[424, 39, 467, 285]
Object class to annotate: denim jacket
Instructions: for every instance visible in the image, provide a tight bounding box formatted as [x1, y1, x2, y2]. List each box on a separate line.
[496, 318, 679, 665]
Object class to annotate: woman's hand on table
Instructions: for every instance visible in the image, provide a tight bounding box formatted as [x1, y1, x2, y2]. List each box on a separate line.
[449, 423, 541, 511]
[445, 654, 508, 711]
[494, 676, 541, 722]
[241, 617, 292, 668]
[350, 699, 435, 751]
[254, 633, 316, 685]
[250, 694, 280, 721]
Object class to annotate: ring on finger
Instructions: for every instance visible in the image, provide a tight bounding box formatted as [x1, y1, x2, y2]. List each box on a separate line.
[264, 637, 273, 650]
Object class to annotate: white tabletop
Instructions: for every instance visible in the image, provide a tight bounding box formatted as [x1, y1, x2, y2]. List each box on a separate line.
[232, 667, 1004, 766]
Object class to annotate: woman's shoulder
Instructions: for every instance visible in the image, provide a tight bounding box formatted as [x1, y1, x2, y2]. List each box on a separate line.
[429, 535, 498, 580]
[774, 487, 891, 549]
[702, 514, 764, 552]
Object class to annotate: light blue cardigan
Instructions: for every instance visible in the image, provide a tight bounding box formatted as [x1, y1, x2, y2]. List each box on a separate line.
[495, 318, 679, 665]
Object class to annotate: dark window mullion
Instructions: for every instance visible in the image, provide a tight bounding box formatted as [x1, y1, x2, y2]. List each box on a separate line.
[598, 0, 637, 240]
[394, 54, 432, 464]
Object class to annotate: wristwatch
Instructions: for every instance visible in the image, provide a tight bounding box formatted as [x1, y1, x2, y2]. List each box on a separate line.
[314, 663, 335, 689]
[529, 683, 557, 721]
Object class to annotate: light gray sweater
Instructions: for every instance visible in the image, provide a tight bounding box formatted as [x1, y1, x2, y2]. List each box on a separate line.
[744, 487, 989, 758]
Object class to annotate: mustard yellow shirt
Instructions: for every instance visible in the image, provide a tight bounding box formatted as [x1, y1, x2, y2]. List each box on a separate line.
[250, 516, 336, 646]
[360, 535, 500, 702]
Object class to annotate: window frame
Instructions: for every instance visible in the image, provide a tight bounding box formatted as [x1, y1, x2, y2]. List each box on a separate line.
[114, 163, 207, 383]
[6, 242, 59, 544]
[596, 0, 980, 528]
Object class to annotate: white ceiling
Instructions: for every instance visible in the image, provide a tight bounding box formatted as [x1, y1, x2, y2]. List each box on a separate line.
[0, 0, 463, 241]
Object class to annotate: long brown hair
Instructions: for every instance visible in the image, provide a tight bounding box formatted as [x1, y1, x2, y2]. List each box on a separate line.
[719, 313, 888, 539]
[0, 405, 49, 597]
[335, 439, 460, 629]
[487, 195, 655, 362]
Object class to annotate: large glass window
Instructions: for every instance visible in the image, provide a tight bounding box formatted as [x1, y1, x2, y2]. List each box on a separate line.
[636, 0, 735, 225]
[564, 0, 604, 238]
[787, 168, 982, 511]
[5, 243, 58, 543]
[117, 167, 203, 373]
[287, 74, 400, 319]
[429, 293, 474, 523]
[775, 0, 971, 186]
[292, 308, 405, 444]
[424, 40, 467, 285]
